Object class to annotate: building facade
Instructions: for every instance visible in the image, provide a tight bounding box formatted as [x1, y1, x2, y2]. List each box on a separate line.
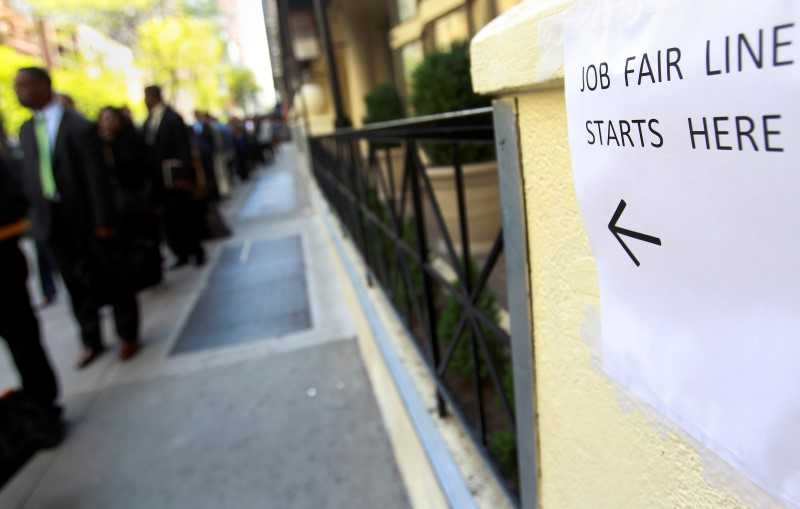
[264, 0, 523, 134]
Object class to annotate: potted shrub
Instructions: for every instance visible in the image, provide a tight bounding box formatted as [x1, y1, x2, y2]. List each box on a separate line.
[363, 84, 406, 205]
[409, 41, 501, 256]
[363, 83, 404, 125]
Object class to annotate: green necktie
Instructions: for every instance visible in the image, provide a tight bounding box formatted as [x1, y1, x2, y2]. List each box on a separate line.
[34, 114, 56, 199]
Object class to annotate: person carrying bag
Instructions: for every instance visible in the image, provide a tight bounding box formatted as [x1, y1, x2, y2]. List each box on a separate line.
[96, 106, 163, 297]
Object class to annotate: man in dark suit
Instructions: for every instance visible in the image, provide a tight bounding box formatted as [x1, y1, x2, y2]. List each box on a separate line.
[15, 67, 140, 368]
[143, 85, 205, 268]
[0, 153, 59, 407]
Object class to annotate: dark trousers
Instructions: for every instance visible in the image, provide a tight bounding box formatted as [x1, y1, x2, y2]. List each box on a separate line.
[35, 239, 57, 301]
[0, 238, 58, 405]
[164, 189, 204, 261]
[235, 150, 250, 180]
[47, 214, 139, 350]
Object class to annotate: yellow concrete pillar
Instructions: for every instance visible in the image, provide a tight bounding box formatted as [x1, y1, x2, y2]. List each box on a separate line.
[471, 1, 778, 507]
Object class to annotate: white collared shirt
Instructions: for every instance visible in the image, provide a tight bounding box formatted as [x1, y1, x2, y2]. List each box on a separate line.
[36, 99, 65, 150]
[146, 103, 166, 145]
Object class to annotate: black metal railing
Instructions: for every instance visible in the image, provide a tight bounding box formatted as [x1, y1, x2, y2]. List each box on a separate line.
[309, 108, 519, 503]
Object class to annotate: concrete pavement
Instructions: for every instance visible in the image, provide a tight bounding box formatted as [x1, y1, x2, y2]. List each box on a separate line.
[0, 146, 411, 509]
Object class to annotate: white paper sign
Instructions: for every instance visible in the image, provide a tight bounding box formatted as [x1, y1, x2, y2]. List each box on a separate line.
[563, 0, 800, 506]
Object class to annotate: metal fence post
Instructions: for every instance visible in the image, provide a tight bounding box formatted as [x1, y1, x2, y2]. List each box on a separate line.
[408, 142, 447, 417]
[493, 99, 538, 509]
[306, 108, 525, 505]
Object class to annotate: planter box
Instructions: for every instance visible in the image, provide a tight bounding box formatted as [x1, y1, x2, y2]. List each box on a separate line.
[375, 146, 407, 206]
[425, 160, 502, 257]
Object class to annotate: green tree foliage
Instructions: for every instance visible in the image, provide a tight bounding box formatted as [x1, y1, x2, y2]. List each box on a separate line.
[22, 0, 218, 46]
[179, 0, 218, 18]
[27, 0, 219, 47]
[23, 0, 160, 46]
[14, 0, 255, 122]
[51, 64, 132, 120]
[137, 16, 227, 112]
[23, 0, 157, 13]
[226, 66, 260, 115]
[1, 45, 135, 136]
[0, 45, 41, 136]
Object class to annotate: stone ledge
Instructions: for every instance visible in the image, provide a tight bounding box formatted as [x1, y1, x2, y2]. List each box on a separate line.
[470, 0, 574, 95]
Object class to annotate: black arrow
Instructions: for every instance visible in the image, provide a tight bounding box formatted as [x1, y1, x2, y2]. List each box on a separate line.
[608, 199, 661, 267]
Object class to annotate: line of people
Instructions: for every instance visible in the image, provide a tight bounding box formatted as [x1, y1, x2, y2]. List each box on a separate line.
[0, 67, 280, 434]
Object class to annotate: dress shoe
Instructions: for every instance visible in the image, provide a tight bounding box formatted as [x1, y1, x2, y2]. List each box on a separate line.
[119, 341, 141, 361]
[76, 347, 105, 369]
[169, 257, 189, 270]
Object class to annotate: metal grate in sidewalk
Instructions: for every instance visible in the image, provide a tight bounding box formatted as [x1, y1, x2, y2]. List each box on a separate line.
[171, 235, 312, 355]
[239, 170, 298, 218]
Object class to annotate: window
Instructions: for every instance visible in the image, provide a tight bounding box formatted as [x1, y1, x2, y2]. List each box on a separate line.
[433, 8, 469, 50]
[496, 0, 523, 15]
[400, 40, 424, 99]
[471, 0, 495, 34]
[397, 0, 417, 22]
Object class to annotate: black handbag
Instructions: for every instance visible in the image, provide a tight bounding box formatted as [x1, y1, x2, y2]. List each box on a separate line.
[107, 236, 162, 293]
[103, 145, 155, 214]
[116, 183, 155, 214]
[203, 201, 232, 240]
[85, 236, 162, 304]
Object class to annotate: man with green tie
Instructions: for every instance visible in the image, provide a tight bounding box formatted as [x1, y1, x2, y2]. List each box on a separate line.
[14, 67, 141, 368]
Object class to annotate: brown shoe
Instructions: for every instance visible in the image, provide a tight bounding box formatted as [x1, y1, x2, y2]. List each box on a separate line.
[119, 341, 141, 361]
[76, 347, 105, 369]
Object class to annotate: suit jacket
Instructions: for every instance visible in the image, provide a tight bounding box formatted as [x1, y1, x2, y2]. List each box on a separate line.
[0, 154, 27, 233]
[19, 109, 115, 241]
[144, 106, 194, 186]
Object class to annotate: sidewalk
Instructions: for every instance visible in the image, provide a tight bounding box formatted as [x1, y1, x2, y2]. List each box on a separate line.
[0, 146, 411, 509]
